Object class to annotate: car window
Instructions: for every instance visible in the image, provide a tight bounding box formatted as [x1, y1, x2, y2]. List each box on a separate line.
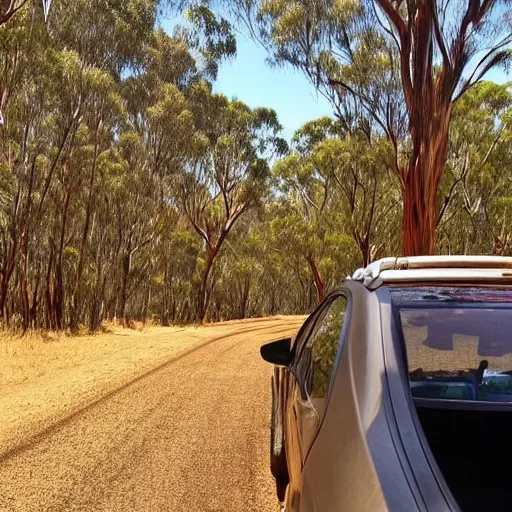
[294, 295, 347, 401]
[392, 287, 512, 402]
[290, 295, 335, 355]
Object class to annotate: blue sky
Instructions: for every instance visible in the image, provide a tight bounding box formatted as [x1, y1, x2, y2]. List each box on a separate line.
[213, 33, 333, 141]
[162, 19, 511, 142]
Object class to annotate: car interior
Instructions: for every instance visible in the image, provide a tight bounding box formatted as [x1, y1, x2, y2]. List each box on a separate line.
[396, 301, 512, 512]
[415, 403, 512, 511]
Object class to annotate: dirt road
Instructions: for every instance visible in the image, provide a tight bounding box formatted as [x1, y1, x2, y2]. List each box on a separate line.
[0, 318, 303, 512]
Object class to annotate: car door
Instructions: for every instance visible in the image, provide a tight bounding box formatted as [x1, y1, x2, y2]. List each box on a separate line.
[284, 292, 348, 510]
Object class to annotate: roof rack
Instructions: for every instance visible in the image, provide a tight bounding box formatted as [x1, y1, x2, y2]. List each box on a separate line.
[349, 256, 512, 290]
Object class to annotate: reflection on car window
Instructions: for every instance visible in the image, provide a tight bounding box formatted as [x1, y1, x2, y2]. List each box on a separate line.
[291, 295, 346, 462]
[302, 296, 346, 399]
[399, 306, 512, 402]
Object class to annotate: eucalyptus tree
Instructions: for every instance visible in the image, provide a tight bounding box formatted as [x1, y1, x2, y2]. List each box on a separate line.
[274, 149, 336, 300]
[203, 223, 265, 321]
[438, 82, 512, 254]
[38, 49, 109, 330]
[213, 0, 512, 255]
[311, 135, 401, 264]
[0, 0, 431, 330]
[276, 118, 400, 274]
[176, 82, 286, 321]
[48, 0, 158, 76]
[370, 0, 512, 255]
[228, 230, 265, 319]
[258, 201, 323, 313]
[66, 68, 125, 332]
[0, 0, 169, 329]
[180, 3, 236, 80]
[115, 82, 195, 326]
[115, 27, 204, 326]
[0, 6, 58, 326]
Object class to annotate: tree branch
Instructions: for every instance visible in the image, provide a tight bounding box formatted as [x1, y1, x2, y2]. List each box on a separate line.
[0, 0, 28, 24]
[327, 77, 393, 141]
[454, 46, 512, 102]
[432, 1, 451, 68]
[374, 0, 407, 39]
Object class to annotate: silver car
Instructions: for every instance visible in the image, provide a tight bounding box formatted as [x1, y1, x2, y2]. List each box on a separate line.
[261, 256, 512, 512]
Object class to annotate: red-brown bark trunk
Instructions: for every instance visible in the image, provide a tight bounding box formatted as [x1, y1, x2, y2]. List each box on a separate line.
[402, 99, 452, 256]
[402, 164, 438, 256]
[197, 251, 215, 323]
[307, 255, 325, 301]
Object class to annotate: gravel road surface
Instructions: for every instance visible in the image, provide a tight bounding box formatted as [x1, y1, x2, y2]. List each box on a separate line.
[0, 318, 302, 512]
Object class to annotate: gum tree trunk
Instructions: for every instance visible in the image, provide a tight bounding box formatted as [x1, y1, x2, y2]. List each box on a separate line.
[402, 101, 452, 256]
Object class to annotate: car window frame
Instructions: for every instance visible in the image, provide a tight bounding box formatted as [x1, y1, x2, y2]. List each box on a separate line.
[289, 290, 343, 364]
[293, 292, 347, 362]
[380, 286, 461, 512]
[300, 289, 352, 466]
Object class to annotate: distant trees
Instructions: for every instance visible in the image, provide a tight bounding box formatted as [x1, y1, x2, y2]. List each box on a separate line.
[175, 86, 286, 320]
[275, 117, 401, 272]
[0, 0, 289, 329]
[438, 82, 512, 255]
[1, 0, 343, 330]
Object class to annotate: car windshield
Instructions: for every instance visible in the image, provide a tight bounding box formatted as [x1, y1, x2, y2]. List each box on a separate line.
[392, 287, 512, 402]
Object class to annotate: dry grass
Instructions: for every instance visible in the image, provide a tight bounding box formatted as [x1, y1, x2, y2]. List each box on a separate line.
[0, 318, 306, 512]
[0, 323, 187, 388]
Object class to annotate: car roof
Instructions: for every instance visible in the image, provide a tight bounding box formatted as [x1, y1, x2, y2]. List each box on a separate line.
[349, 256, 512, 290]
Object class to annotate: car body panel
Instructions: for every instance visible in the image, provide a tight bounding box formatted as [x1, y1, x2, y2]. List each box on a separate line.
[299, 281, 391, 512]
[264, 257, 512, 512]
[271, 282, 459, 512]
[282, 296, 341, 508]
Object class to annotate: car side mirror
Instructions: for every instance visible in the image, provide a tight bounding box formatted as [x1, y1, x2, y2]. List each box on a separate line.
[260, 337, 292, 366]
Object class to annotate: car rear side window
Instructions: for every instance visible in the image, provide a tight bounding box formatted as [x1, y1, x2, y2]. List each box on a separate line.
[392, 287, 512, 402]
[296, 295, 347, 401]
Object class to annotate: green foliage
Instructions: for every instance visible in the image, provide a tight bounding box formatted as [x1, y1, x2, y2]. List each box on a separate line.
[0, 0, 311, 329]
[438, 82, 512, 255]
[182, 4, 236, 80]
[2, 0, 512, 332]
